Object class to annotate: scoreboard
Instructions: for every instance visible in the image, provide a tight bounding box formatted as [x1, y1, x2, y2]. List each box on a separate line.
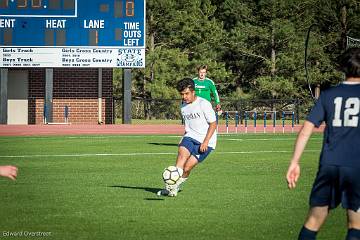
[0, 0, 145, 68]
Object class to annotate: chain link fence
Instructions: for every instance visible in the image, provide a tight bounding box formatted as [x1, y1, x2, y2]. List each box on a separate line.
[113, 98, 182, 124]
[113, 98, 309, 125]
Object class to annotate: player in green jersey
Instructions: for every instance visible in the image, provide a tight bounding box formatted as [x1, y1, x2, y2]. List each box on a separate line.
[193, 65, 221, 112]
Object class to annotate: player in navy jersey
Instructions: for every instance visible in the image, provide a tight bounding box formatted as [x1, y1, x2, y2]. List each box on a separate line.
[286, 47, 360, 240]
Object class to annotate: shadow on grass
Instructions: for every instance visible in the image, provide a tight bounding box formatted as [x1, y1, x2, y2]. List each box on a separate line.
[109, 185, 166, 201]
[148, 142, 178, 147]
[109, 185, 161, 194]
[144, 198, 164, 201]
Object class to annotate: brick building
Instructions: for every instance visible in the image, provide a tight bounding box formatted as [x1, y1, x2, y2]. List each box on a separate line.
[0, 68, 113, 125]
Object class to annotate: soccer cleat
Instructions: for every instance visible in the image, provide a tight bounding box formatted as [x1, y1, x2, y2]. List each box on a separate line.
[156, 189, 170, 196]
[166, 184, 178, 197]
[168, 188, 178, 197]
[175, 177, 187, 192]
[157, 182, 181, 197]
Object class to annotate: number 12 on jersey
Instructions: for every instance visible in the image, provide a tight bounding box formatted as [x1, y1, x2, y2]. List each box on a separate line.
[332, 97, 360, 127]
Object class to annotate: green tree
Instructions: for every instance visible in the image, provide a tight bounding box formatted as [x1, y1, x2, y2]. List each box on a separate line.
[140, 0, 230, 99]
[113, 0, 360, 110]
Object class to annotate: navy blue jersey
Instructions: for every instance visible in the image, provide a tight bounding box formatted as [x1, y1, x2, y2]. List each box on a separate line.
[307, 82, 360, 168]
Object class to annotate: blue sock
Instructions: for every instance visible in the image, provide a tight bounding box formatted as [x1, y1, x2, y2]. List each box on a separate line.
[298, 226, 317, 240]
[346, 228, 360, 240]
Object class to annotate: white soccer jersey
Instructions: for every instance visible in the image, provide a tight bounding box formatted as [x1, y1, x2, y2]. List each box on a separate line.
[181, 96, 217, 149]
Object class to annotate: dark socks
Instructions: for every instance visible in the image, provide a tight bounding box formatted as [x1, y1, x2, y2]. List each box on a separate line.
[298, 226, 360, 240]
[298, 226, 318, 240]
[346, 228, 360, 240]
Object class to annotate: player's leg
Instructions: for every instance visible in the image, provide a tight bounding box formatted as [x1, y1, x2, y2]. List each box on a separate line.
[175, 137, 196, 185]
[346, 210, 360, 240]
[342, 166, 360, 240]
[180, 141, 213, 178]
[298, 206, 329, 240]
[165, 147, 195, 197]
[183, 155, 199, 178]
[157, 139, 192, 197]
[176, 144, 213, 195]
[175, 145, 213, 194]
[167, 137, 213, 196]
[168, 155, 198, 196]
[299, 165, 339, 239]
[160, 144, 192, 197]
[304, 206, 329, 230]
[175, 145, 192, 171]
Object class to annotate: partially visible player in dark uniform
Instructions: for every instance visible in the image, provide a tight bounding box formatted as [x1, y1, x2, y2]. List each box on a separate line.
[286, 47, 360, 240]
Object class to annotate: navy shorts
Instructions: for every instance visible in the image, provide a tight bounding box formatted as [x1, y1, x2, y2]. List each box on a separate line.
[179, 137, 213, 162]
[309, 164, 360, 212]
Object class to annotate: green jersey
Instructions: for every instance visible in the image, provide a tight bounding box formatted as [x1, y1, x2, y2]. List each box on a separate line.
[193, 77, 220, 105]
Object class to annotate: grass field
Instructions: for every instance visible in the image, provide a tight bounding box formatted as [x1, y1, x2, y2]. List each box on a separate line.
[0, 133, 347, 240]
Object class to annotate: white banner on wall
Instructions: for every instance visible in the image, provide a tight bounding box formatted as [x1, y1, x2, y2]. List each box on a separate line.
[0, 47, 145, 68]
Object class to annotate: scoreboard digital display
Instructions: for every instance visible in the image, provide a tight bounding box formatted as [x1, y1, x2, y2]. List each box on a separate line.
[0, 0, 145, 68]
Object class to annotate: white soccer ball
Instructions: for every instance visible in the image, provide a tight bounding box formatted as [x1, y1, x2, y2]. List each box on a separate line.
[162, 166, 183, 185]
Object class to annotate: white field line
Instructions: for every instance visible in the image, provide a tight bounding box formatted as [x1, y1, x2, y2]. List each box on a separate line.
[10, 135, 183, 140]
[225, 138, 322, 141]
[0, 150, 319, 158]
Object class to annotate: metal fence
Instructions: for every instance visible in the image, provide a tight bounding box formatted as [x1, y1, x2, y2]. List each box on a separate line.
[113, 98, 308, 124]
[113, 98, 182, 123]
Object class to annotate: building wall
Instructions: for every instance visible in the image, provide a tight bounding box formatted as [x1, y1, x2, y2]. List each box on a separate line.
[28, 68, 45, 124]
[28, 68, 113, 124]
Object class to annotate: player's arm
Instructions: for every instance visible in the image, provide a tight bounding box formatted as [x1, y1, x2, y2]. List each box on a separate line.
[209, 80, 221, 108]
[0, 165, 18, 180]
[286, 121, 315, 189]
[200, 121, 217, 152]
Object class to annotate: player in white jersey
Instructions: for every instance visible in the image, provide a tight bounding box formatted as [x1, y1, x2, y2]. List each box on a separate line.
[157, 78, 217, 197]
